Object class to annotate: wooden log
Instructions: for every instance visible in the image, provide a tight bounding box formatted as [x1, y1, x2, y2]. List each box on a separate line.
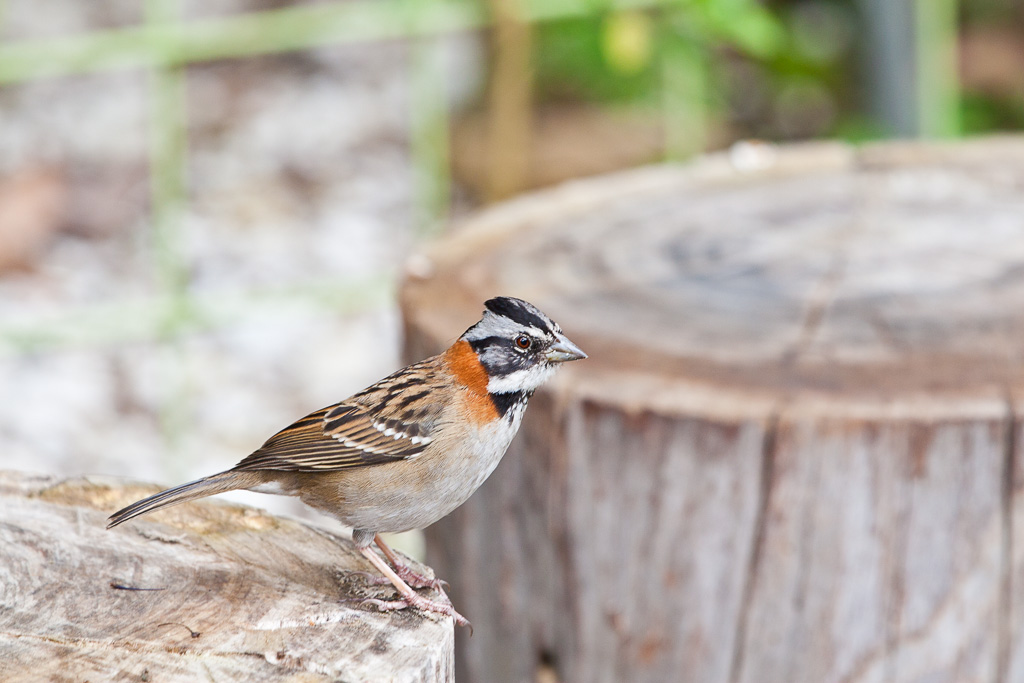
[0, 470, 453, 682]
[399, 137, 1024, 682]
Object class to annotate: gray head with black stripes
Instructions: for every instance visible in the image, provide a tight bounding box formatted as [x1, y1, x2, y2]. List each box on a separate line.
[462, 296, 587, 396]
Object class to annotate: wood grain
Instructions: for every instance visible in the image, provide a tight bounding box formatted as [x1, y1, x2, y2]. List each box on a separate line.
[737, 399, 1006, 683]
[0, 470, 453, 682]
[400, 137, 1024, 682]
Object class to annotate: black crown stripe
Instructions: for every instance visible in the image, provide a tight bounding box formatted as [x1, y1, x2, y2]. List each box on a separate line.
[484, 297, 553, 334]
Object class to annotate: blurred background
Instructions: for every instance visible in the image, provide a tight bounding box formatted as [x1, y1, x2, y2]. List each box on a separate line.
[0, 0, 1022, 537]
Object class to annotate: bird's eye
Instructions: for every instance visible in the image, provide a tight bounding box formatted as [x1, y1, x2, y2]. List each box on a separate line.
[514, 334, 532, 350]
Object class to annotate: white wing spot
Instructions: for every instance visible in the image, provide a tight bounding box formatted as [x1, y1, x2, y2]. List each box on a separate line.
[334, 435, 386, 454]
[375, 422, 409, 441]
[332, 428, 428, 452]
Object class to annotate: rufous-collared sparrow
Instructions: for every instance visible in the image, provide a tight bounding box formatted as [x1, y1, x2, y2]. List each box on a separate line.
[107, 296, 586, 628]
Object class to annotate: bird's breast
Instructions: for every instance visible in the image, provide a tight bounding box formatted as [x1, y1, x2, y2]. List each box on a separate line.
[303, 392, 530, 534]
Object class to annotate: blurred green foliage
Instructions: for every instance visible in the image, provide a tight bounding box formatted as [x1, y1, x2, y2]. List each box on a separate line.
[535, 14, 660, 103]
[533, 0, 1024, 142]
[535, 0, 787, 104]
[533, 0, 853, 140]
[961, 93, 1024, 134]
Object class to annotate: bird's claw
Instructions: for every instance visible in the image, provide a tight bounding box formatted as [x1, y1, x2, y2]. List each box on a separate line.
[394, 566, 450, 592]
[358, 595, 472, 631]
[348, 568, 449, 592]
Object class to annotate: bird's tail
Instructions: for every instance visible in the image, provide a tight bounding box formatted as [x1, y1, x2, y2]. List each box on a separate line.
[106, 471, 255, 529]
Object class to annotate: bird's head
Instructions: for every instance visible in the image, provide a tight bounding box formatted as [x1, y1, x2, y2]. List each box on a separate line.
[461, 296, 587, 395]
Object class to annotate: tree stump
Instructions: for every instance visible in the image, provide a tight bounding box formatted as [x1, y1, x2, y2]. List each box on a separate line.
[0, 470, 453, 682]
[399, 137, 1024, 683]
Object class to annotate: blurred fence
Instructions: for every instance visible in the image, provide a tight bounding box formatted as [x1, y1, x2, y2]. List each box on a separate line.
[0, 0, 960, 352]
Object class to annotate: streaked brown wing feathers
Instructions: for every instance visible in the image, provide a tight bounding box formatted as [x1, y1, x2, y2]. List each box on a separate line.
[232, 363, 443, 473]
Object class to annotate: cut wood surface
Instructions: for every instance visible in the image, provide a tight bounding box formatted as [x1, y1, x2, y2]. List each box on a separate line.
[0, 470, 453, 682]
[399, 137, 1024, 683]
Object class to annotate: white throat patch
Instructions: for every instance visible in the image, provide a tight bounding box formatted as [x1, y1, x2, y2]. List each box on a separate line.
[486, 363, 557, 394]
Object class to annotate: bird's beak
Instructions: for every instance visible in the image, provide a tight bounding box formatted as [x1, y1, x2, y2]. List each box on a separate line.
[545, 334, 587, 363]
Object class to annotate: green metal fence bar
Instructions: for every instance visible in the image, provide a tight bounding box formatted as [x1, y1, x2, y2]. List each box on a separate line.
[409, 34, 453, 235]
[146, 0, 192, 453]
[661, 14, 708, 162]
[145, 0, 190, 322]
[915, 0, 959, 137]
[0, 0, 688, 85]
[0, 0, 482, 84]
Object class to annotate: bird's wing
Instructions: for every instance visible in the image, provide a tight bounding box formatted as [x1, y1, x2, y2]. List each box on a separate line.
[233, 361, 446, 473]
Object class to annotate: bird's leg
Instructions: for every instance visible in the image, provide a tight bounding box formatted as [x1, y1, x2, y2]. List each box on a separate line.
[351, 534, 449, 591]
[357, 545, 471, 629]
[373, 533, 450, 591]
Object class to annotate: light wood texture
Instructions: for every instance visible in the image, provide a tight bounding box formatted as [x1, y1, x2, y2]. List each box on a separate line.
[399, 137, 1024, 683]
[0, 470, 453, 683]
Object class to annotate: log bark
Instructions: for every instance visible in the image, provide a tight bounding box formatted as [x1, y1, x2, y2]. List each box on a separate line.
[0, 470, 453, 682]
[399, 137, 1024, 683]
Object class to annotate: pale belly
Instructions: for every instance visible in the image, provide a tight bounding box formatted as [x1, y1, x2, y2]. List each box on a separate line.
[299, 407, 525, 534]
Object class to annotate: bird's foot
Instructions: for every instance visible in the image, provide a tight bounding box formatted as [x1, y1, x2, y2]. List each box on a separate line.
[393, 564, 450, 591]
[353, 542, 469, 631]
[349, 568, 448, 591]
[360, 594, 472, 631]
[371, 535, 452, 591]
